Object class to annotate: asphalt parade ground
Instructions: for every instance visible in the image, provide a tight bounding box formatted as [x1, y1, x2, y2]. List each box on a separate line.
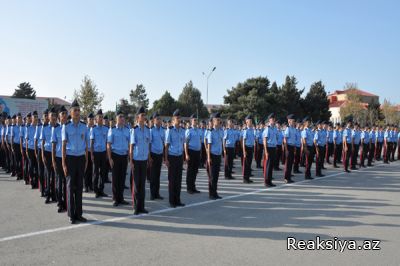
[1, 159, 400, 266]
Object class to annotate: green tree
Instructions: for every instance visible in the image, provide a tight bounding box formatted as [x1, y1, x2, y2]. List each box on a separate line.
[278, 76, 304, 118]
[303, 81, 331, 122]
[151, 91, 180, 116]
[117, 98, 135, 116]
[177, 81, 209, 118]
[12, 82, 36, 99]
[73, 75, 104, 116]
[129, 84, 149, 110]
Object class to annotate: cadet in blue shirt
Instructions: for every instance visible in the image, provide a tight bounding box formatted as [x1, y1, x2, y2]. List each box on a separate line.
[90, 109, 109, 198]
[242, 115, 255, 183]
[360, 125, 370, 168]
[314, 120, 327, 177]
[351, 122, 361, 169]
[11, 113, 23, 179]
[149, 112, 165, 200]
[165, 109, 186, 208]
[262, 113, 278, 186]
[25, 112, 38, 188]
[207, 112, 224, 199]
[326, 124, 334, 164]
[223, 117, 236, 180]
[129, 106, 151, 215]
[41, 108, 57, 204]
[107, 110, 130, 207]
[83, 113, 95, 193]
[283, 114, 297, 183]
[185, 113, 202, 194]
[62, 100, 88, 224]
[51, 105, 68, 212]
[275, 121, 284, 171]
[293, 119, 302, 174]
[332, 123, 343, 168]
[200, 120, 207, 168]
[301, 116, 315, 179]
[255, 122, 264, 169]
[342, 118, 353, 172]
[20, 116, 28, 182]
[35, 110, 48, 196]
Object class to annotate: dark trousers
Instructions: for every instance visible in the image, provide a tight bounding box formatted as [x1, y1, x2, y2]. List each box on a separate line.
[22, 149, 28, 181]
[360, 143, 369, 166]
[325, 142, 334, 163]
[12, 143, 22, 177]
[391, 142, 397, 161]
[275, 145, 282, 170]
[255, 143, 263, 167]
[37, 149, 45, 195]
[315, 145, 324, 175]
[343, 145, 352, 171]
[375, 142, 383, 160]
[55, 157, 66, 209]
[224, 147, 235, 178]
[368, 143, 375, 165]
[167, 155, 183, 205]
[27, 149, 38, 187]
[65, 155, 85, 218]
[111, 153, 128, 203]
[304, 146, 315, 178]
[293, 146, 301, 172]
[209, 154, 221, 197]
[93, 151, 107, 193]
[200, 143, 207, 167]
[84, 154, 93, 189]
[284, 145, 295, 180]
[263, 147, 276, 184]
[186, 149, 200, 191]
[351, 144, 360, 168]
[4, 145, 11, 172]
[150, 152, 163, 198]
[333, 144, 342, 166]
[44, 151, 56, 200]
[243, 146, 253, 180]
[132, 160, 147, 211]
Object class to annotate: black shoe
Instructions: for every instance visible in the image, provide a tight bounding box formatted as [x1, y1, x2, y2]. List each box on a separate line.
[225, 176, 234, 180]
[134, 210, 140, 215]
[70, 218, 76, 224]
[150, 196, 155, 200]
[95, 193, 101, 198]
[305, 176, 314, 180]
[170, 203, 176, 208]
[344, 169, 351, 173]
[187, 190, 195, 195]
[45, 198, 51, 204]
[84, 187, 89, 193]
[176, 202, 185, 207]
[120, 200, 129, 205]
[316, 174, 325, 177]
[265, 183, 276, 187]
[193, 189, 201, 193]
[113, 201, 119, 207]
[76, 216, 87, 223]
[322, 167, 327, 170]
[140, 209, 149, 214]
[284, 179, 294, 184]
[99, 192, 108, 197]
[124, 185, 129, 189]
[243, 179, 253, 184]
[156, 195, 164, 200]
[57, 207, 65, 213]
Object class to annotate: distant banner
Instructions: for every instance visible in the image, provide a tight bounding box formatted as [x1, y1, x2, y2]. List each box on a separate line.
[0, 96, 48, 117]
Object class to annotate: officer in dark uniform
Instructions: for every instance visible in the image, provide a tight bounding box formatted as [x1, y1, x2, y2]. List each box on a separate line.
[184, 114, 202, 194]
[262, 113, 278, 187]
[283, 114, 296, 183]
[90, 109, 109, 198]
[51, 105, 68, 212]
[149, 112, 165, 200]
[130, 106, 150, 215]
[107, 110, 130, 207]
[207, 112, 223, 199]
[62, 100, 88, 224]
[165, 109, 185, 208]
[242, 115, 255, 183]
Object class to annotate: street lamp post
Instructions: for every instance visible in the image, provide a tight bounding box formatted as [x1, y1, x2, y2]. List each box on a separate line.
[202, 67, 216, 105]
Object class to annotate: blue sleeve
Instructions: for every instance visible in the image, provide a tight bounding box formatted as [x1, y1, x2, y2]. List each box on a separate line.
[207, 130, 213, 144]
[130, 129, 135, 144]
[165, 128, 171, 144]
[185, 129, 190, 143]
[61, 125, 67, 142]
[51, 127, 56, 143]
[107, 128, 113, 143]
[284, 127, 289, 138]
[90, 127, 95, 140]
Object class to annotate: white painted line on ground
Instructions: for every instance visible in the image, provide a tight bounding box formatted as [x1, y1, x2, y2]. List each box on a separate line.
[0, 161, 396, 243]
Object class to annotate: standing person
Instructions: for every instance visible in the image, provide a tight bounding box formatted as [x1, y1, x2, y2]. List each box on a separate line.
[390, 125, 397, 161]
[90, 109, 109, 198]
[35, 110, 48, 197]
[26, 112, 39, 188]
[293, 120, 302, 174]
[184, 114, 202, 194]
[103, 115, 111, 184]
[84, 113, 95, 192]
[283, 114, 296, 183]
[242, 115, 255, 184]
[207, 112, 224, 199]
[314, 121, 326, 177]
[199, 120, 207, 168]
[255, 122, 264, 169]
[375, 126, 384, 160]
[107, 110, 130, 207]
[20, 116, 28, 183]
[383, 125, 391, 164]
[368, 125, 376, 167]
[41, 108, 57, 204]
[325, 124, 334, 164]
[165, 109, 185, 208]
[11, 113, 23, 180]
[223, 118, 236, 180]
[332, 123, 342, 168]
[262, 113, 278, 187]
[274, 121, 283, 171]
[301, 117, 314, 180]
[342, 119, 353, 173]
[360, 125, 370, 168]
[130, 106, 151, 215]
[350, 122, 361, 170]
[149, 112, 165, 200]
[51, 106, 68, 213]
[62, 100, 88, 224]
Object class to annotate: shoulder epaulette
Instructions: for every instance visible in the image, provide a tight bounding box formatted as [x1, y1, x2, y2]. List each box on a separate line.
[169, 126, 173, 129]
[80, 121, 86, 125]
[112, 126, 116, 129]
[134, 125, 138, 129]
[65, 121, 71, 125]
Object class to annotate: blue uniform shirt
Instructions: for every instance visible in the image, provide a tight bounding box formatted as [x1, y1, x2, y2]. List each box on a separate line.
[51, 124, 63, 158]
[20, 125, 27, 148]
[295, 128, 301, 147]
[90, 125, 108, 152]
[284, 126, 297, 146]
[277, 130, 283, 145]
[352, 130, 361, 145]
[301, 127, 314, 147]
[361, 130, 370, 143]
[327, 130, 334, 143]
[263, 125, 278, 148]
[185, 127, 201, 151]
[150, 125, 165, 155]
[243, 127, 255, 147]
[257, 128, 264, 143]
[62, 121, 88, 156]
[333, 130, 343, 144]
[377, 131, 384, 143]
[314, 129, 327, 146]
[34, 124, 44, 149]
[223, 128, 236, 148]
[207, 128, 224, 155]
[342, 127, 352, 143]
[369, 131, 376, 143]
[130, 125, 151, 161]
[40, 124, 53, 152]
[165, 126, 185, 156]
[12, 124, 21, 144]
[107, 125, 130, 156]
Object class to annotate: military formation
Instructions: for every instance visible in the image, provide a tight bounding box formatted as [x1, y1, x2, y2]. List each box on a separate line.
[1, 100, 400, 224]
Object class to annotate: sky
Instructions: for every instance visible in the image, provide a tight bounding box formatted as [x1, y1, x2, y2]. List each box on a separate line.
[0, 0, 399, 111]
